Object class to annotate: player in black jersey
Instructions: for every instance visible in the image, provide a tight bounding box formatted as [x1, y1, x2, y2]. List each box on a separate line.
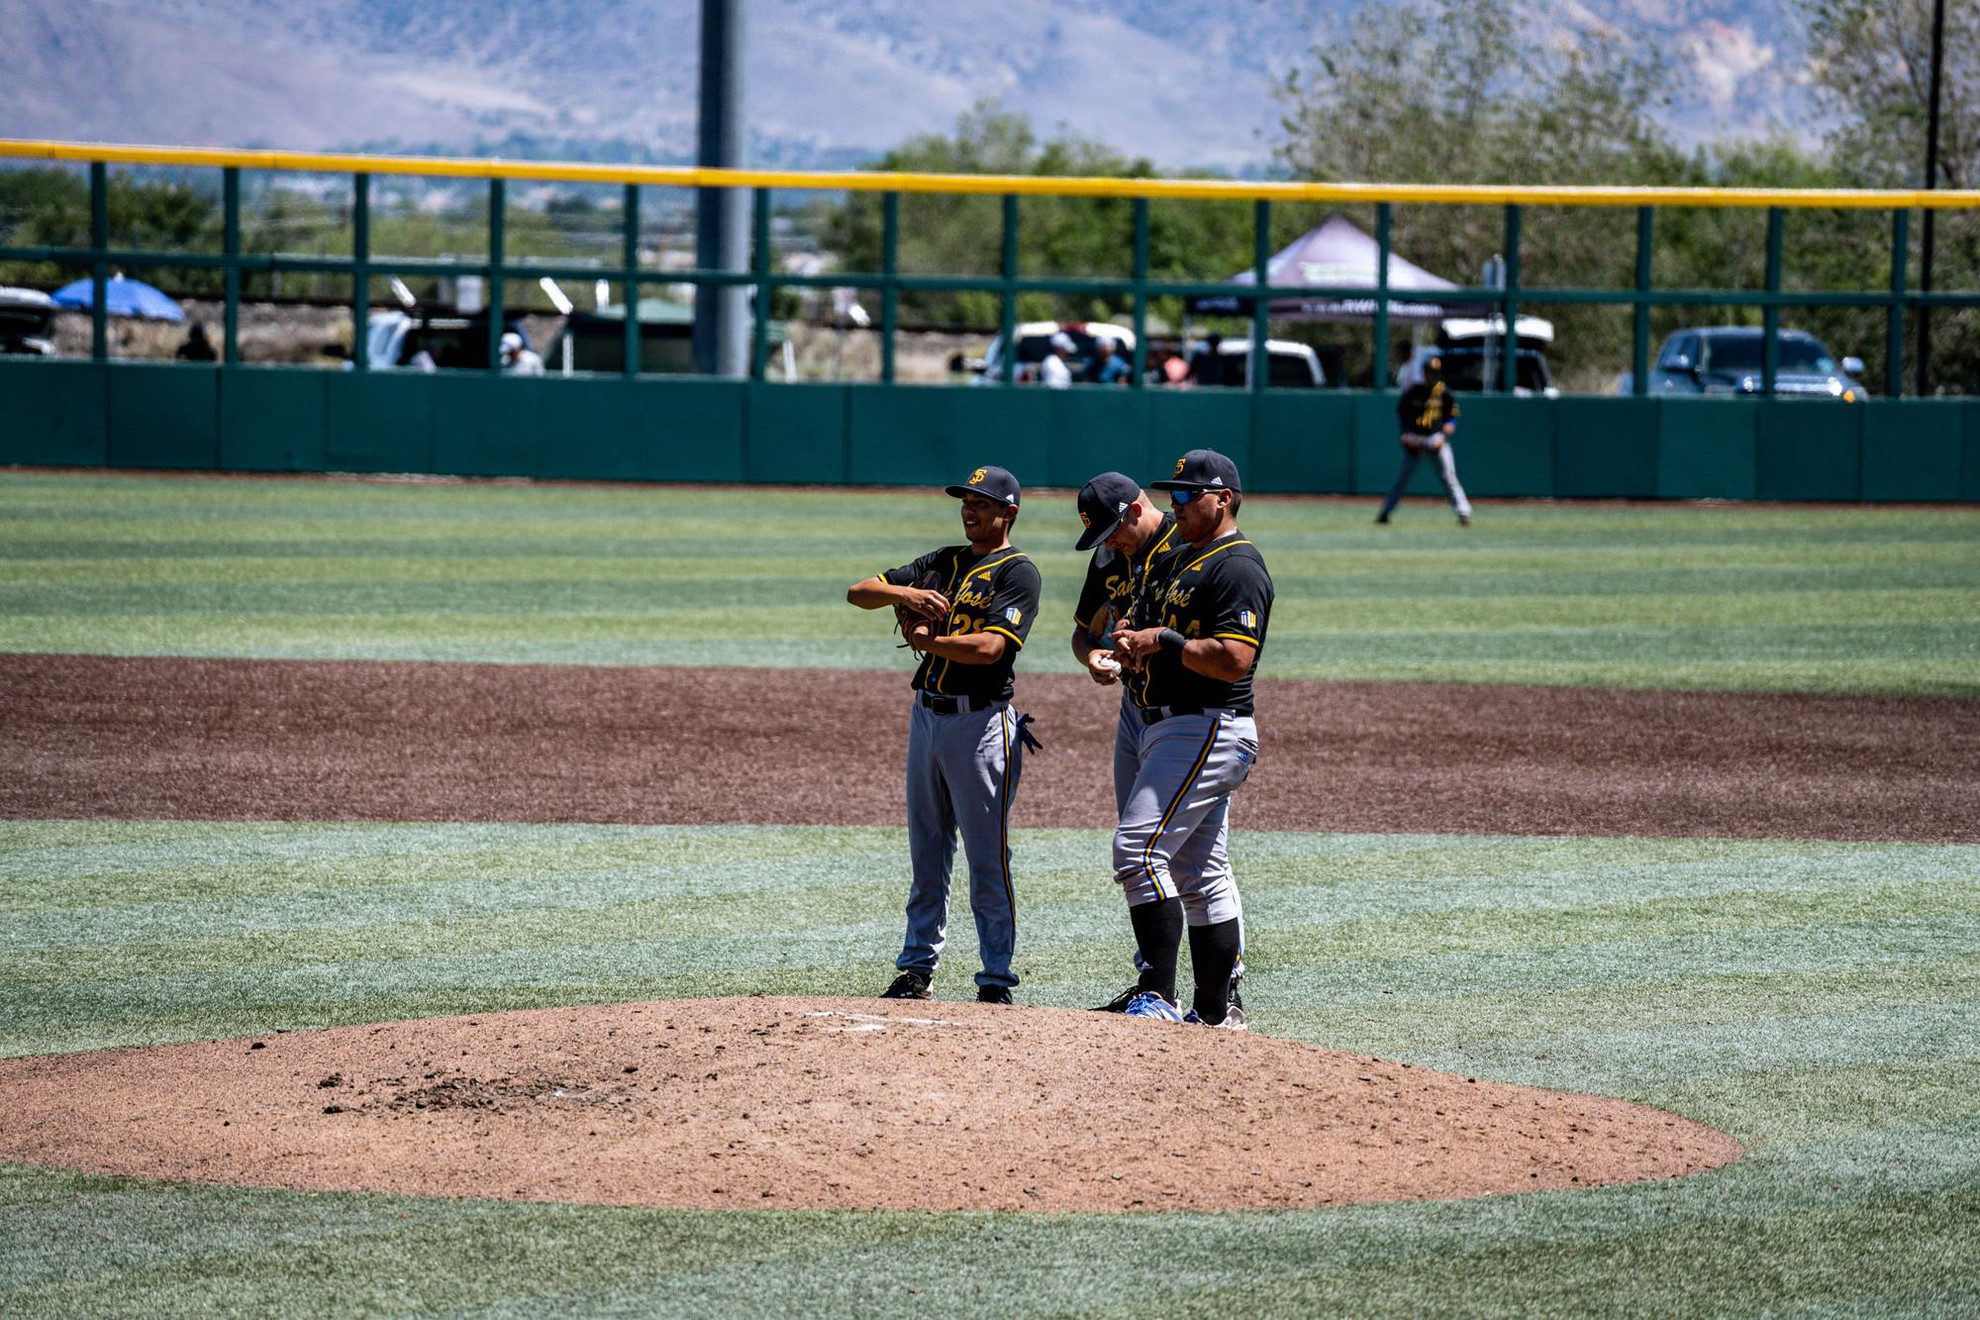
[847, 466, 1042, 1005]
[1108, 449, 1274, 1027]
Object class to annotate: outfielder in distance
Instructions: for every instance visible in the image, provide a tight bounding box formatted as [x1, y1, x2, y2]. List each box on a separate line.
[846, 466, 1042, 1006]
[1088, 450, 1274, 1027]
[1069, 470, 1247, 1020]
[1377, 353, 1473, 526]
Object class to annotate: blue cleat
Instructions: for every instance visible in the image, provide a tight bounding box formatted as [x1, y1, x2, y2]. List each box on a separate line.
[1123, 991, 1186, 1023]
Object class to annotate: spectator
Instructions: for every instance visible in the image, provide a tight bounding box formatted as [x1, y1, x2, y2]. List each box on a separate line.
[499, 331, 545, 376]
[1085, 337, 1130, 386]
[1187, 332, 1226, 387]
[1039, 331, 1076, 388]
[174, 322, 217, 362]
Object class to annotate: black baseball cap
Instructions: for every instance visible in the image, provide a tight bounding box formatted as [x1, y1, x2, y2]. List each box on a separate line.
[1074, 471, 1140, 551]
[1151, 448, 1242, 494]
[944, 465, 1021, 507]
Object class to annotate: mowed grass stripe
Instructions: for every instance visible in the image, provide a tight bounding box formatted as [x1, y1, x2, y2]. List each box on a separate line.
[3, 470, 1976, 695]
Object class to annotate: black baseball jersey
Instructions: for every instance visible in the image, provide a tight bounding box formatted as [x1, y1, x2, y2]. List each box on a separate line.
[1073, 512, 1181, 639]
[1131, 530, 1273, 715]
[1398, 380, 1459, 435]
[884, 545, 1041, 701]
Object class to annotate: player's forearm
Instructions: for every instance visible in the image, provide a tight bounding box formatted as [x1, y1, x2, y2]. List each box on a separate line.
[847, 577, 908, 609]
[918, 633, 1010, 665]
[1181, 638, 1256, 682]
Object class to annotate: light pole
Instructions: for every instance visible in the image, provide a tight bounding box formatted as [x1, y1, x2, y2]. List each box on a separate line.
[693, 0, 750, 379]
[1916, 0, 1946, 397]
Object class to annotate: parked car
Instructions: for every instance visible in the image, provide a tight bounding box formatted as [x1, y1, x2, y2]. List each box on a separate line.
[1395, 315, 1559, 396]
[1205, 337, 1330, 389]
[359, 309, 536, 371]
[1621, 327, 1867, 400]
[967, 320, 1137, 384]
[0, 287, 57, 356]
[541, 298, 793, 378]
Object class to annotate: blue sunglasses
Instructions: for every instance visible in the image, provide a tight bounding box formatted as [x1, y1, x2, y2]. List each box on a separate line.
[1169, 487, 1221, 504]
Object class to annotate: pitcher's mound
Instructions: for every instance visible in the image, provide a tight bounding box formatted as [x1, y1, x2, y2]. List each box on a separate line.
[0, 996, 1739, 1212]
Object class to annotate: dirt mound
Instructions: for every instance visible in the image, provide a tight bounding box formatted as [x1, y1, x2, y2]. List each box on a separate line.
[4, 653, 1973, 841]
[0, 997, 1741, 1213]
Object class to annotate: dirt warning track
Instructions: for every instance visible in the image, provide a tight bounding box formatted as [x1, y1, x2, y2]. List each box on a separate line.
[3, 652, 1974, 840]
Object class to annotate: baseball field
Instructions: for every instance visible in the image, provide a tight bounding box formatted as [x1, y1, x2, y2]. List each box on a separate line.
[1, 467, 1977, 1316]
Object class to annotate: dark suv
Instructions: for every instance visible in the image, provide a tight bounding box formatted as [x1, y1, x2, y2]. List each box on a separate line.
[1625, 327, 1867, 400]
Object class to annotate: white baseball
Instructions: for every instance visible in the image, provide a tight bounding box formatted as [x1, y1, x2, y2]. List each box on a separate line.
[1093, 654, 1121, 674]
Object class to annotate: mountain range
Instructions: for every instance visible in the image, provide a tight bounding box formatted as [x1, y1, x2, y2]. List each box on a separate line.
[1, 0, 1819, 174]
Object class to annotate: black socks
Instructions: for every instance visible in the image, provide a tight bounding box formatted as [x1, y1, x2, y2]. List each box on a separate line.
[1128, 897, 1185, 1002]
[1188, 918, 1243, 1025]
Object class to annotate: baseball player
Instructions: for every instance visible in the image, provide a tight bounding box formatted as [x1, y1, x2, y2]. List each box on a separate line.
[1107, 449, 1273, 1028]
[1069, 471, 1246, 1020]
[1377, 353, 1472, 525]
[846, 466, 1042, 1005]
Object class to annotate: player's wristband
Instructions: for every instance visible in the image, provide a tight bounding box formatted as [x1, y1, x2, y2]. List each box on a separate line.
[1158, 628, 1186, 655]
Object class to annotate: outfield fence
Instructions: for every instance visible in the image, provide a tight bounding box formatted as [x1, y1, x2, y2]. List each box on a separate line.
[2, 139, 1978, 501]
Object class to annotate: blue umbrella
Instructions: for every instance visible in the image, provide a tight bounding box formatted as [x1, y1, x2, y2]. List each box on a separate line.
[50, 273, 185, 322]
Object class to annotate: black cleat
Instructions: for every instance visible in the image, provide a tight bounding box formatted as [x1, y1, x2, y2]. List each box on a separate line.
[881, 970, 932, 1000]
[1375, 512, 1390, 524]
[1090, 983, 1142, 1013]
[976, 984, 1014, 1005]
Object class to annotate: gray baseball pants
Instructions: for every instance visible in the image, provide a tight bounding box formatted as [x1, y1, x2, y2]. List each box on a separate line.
[1378, 437, 1473, 519]
[899, 698, 1023, 988]
[1113, 708, 1255, 927]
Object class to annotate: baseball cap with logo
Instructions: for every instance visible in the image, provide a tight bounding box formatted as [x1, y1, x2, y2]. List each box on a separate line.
[1150, 448, 1242, 494]
[945, 465, 1021, 507]
[1073, 470, 1140, 551]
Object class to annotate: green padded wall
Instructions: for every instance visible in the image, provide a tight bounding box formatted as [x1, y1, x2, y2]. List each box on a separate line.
[535, 378, 645, 482]
[108, 363, 218, 470]
[1045, 388, 1151, 490]
[433, 374, 542, 478]
[1861, 400, 1963, 502]
[643, 379, 747, 483]
[1757, 400, 1862, 501]
[1555, 398, 1658, 498]
[846, 385, 956, 487]
[0, 360, 108, 466]
[1659, 397, 1757, 499]
[4, 360, 1977, 502]
[1251, 392, 1353, 495]
[1455, 396, 1554, 496]
[324, 373, 435, 474]
[219, 368, 326, 472]
[746, 382, 846, 484]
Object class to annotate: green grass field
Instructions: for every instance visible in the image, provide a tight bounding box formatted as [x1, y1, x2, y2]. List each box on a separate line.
[1, 470, 1977, 1317]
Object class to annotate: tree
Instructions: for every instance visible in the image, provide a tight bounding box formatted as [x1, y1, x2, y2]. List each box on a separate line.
[818, 102, 1254, 330]
[1805, 0, 1980, 393]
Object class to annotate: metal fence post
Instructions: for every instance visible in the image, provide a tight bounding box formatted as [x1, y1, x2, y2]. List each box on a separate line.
[1250, 199, 1270, 394]
[623, 183, 641, 378]
[1130, 197, 1149, 389]
[750, 186, 770, 381]
[351, 173, 370, 372]
[881, 191, 899, 385]
[1501, 205, 1521, 395]
[1762, 207, 1783, 395]
[222, 167, 241, 366]
[89, 161, 107, 362]
[999, 194, 1018, 386]
[1374, 202, 1391, 389]
[1632, 206, 1653, 397]
[1886, 208, 1909, 399]
[487, 178, 506, 374]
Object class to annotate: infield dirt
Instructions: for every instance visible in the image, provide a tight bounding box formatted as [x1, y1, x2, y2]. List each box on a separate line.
[0, 996, 1742, 1213]
[4, 653, 1975, 840]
